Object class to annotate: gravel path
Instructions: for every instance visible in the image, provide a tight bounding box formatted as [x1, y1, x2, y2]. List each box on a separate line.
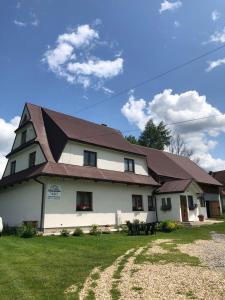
[178, 233, 225, 274]
[65, 235, 225, 299]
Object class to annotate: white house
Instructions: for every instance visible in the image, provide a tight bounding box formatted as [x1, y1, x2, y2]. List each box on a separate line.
[0, 103, 222, 232]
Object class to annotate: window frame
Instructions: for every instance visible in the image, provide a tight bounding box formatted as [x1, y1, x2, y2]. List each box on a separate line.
[83, 150, 97, 167]
[124, 158, 135, 173]
[21, 130, 27, 145]
[132, 194, 143, 211]
[161, 197, 172, 210]
[148, 195, 155, 211]
[10, 160, 16, 175]
[76, 191, 93, 211]
[29, 151, 36, 168]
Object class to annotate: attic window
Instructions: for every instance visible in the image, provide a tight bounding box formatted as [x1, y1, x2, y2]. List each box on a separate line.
[21, 130, 27, 145]
[21, 114, 28, 124]
[124, 158, 135, 172]
[10, 161, 16, 175]
[84, 150, 97, 167]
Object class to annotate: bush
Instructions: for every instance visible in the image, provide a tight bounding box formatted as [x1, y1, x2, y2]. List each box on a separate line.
[159, 220, 178, 232]
[17, 224, 37, 238]
[89, 224, 101, 236]
[118, 224, 128, 234]
[60, 229, 70, 237]
[2, 224, 18, 236]
[72, 227, 84, 236]
[102, 225, 111, 234]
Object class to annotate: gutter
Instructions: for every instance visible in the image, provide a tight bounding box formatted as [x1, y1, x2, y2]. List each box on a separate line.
[34, 177, 46, 232]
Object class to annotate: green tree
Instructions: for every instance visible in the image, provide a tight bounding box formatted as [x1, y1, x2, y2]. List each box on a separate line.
[125, 135, 138, 144]
[138, 120, 171, 150]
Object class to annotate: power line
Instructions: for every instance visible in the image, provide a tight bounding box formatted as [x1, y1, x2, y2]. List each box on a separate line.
[75, 43, 225, 114]
[77, 114, 225, 140]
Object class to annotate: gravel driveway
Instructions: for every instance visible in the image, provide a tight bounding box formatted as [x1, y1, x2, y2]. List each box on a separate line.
[65, 234, 225, 299]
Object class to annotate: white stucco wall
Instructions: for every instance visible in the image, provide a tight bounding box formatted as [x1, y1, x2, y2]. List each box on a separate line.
[156, 193, 182, 222]
[4, 144, 46, 177]
[0, 180, 42, 226]
[156, 182, 207, 222]
[59, 141, 148, 176]
[42, 177, 155, 229]
[13, 123, 36, 150]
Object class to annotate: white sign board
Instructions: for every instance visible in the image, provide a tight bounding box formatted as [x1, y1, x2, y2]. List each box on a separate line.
[47, 185, 61, 200]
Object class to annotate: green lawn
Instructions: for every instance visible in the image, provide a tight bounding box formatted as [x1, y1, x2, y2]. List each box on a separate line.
[0, 222, 225, 300]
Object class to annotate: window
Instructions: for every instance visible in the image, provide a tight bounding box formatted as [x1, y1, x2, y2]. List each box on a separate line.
[161, 197, 172, 210]
[21, 130, 27, 145]
[29, 152, 36, 168]
[84, 150, 97, 167]
[148, 195, 155, 211]
[188, 195, 194, 208]
[188, 195, 197, 210]
[124, 158, 135, 172]
[132, 195, 143, 211]
[10, 161, 16, 175]
[76, 192, 93, 211]
[199, 198, 205, 207]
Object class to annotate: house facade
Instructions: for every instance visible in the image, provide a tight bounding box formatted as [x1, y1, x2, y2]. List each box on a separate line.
[211, 170, 225, 213]
[0, 103, 222, 232]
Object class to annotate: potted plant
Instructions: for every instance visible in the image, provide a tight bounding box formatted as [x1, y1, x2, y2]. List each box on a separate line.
[198, 214, 204, 222]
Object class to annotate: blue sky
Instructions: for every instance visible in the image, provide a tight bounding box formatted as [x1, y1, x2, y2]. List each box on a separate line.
[1, 0, 225, 174]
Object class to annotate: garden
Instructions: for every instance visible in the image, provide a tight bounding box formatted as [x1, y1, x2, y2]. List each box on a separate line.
[0, 221, 225, 300]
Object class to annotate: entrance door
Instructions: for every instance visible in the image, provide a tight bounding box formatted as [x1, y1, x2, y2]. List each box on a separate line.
[209, 201, 220, 218]
[180, 195, 188, 222]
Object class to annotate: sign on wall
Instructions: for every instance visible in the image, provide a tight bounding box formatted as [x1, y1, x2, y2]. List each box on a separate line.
[47, 185, 62, 200]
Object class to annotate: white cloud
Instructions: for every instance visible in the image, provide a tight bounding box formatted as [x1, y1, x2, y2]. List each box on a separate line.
[159, 1, 182, 13]
[121, 89, 225, 171]
[43, 23, 123, 90]
[206, 57, 225, 72]
[30, 13, 39, 27]
[208, 27, 225, 43]
[211, 10, 221, 22]
[14, 20, 27, 27]
[0, 116, 20, 178]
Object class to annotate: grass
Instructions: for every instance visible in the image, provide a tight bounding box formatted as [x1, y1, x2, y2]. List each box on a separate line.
[0, 222, 224, 300]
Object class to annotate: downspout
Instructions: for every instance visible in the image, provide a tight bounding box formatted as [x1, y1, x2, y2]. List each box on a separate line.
[34, 177, 46, 232]
[152, 189, 159, 223]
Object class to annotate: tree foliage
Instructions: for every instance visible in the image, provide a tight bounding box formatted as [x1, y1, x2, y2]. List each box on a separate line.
[138, 120, 171, 150]
[125, 135, 139, 144]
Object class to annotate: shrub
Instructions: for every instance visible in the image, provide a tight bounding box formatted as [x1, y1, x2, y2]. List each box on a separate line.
[159, 220, 177, 232]
[102, 225, 111, 234]
[89, 224, 101, 236]
[17, 224, 37, 238]
[60, 229, 70, 237]
[72, 227, 84, 236]
[2, 224, 18, 236]
[119, 224, 128, 234]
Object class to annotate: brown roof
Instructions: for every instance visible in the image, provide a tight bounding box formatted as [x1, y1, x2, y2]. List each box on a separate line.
[0, 162, 159, 188]
[156, 179, 192, 194]
[133, 145, 221, 186]
[212, 170, 225, 186]
[42, 106, 145, 157]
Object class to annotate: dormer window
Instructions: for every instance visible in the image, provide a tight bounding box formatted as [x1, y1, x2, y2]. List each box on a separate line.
[124, 158, 135, 172]
[10, 161, 16, 175]
[21, 114, 28, 125]
[21, 130, 27, 145]
[84, 150, 97, 167]
[29, 152, 36, 168]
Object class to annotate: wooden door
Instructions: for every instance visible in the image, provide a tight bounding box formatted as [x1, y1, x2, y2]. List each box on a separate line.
[180, 195, 188, 222]
[209, 201, 220, 218]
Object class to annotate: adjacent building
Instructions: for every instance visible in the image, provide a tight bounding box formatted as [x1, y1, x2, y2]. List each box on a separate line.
[0, 103, 222, 232]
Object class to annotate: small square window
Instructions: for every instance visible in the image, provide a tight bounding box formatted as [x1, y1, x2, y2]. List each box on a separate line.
[10, 161, 16, 175]
[124, 158, 135, 172]
[132, 195, 143, 211]
[84, 151, 97, 167]
[29, 152, 36, 168]
[21, 130, 27, 145]
[148, 196, 155, 211]
[161, 197, 172, 210]
[76, 192, 93, 211]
